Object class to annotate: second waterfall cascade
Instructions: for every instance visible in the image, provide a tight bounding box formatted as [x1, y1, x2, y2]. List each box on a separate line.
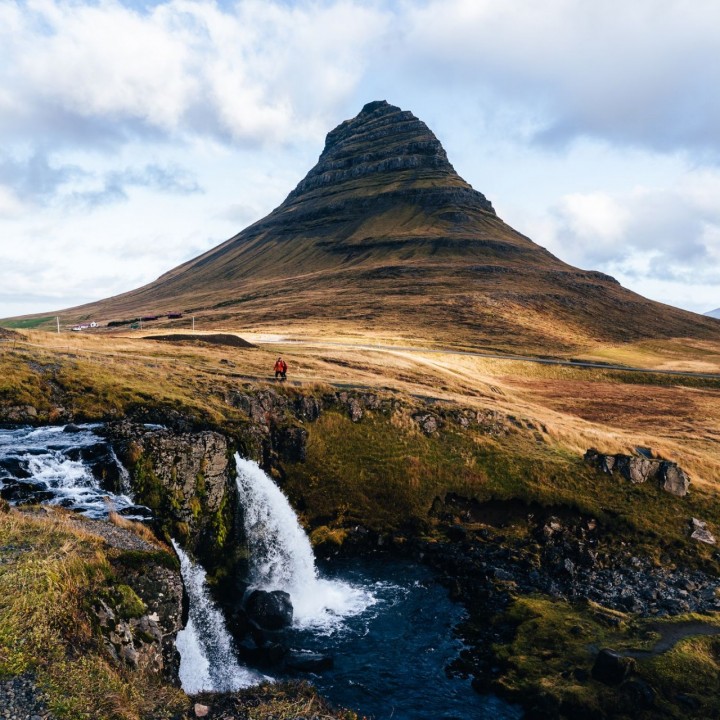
[235, 455, 374, 629]
[173, 455, 376, 694]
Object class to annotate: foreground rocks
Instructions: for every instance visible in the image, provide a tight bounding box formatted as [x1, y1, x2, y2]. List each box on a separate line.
[690, 517, 716, 545]
[584, 448, 690, 497]
[393, 498, 720, 719]
[0, 673, 55, 720]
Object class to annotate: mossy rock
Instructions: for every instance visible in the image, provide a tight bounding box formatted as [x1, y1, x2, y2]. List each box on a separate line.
[112, 584, 146, 619]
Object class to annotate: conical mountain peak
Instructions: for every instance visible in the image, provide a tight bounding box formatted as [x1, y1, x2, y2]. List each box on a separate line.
[282, 100, 495, 216]
[49, 101, 720, 355]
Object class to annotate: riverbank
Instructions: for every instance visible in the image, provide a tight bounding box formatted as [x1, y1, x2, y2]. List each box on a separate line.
[2, 328, 720, 718]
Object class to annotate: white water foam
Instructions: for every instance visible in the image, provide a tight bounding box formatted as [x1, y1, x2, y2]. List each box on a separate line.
[0, 424, 144, 519]
[173, 541, 263, 693]
[234, 455, 375, 631]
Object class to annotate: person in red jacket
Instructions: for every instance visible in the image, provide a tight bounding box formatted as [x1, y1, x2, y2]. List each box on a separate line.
[274, 356, 287, 380]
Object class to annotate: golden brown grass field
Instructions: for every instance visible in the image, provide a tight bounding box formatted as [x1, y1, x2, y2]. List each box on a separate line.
[4, 322, 720, 489]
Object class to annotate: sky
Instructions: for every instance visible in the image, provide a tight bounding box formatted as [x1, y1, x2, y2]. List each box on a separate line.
[2, 0, 720, 319]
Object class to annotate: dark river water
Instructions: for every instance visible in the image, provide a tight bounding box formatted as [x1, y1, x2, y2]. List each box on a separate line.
[1, 425, 522, 719]
[286, 557, 523, 720]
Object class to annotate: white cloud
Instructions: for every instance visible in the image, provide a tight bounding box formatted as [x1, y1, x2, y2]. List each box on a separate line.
[2, 0, 720, 318]
[0, 186, 25, 218]
[526, 169, 720, 311]
[401, 0, 720, 157]
[1, 0, 389, 149]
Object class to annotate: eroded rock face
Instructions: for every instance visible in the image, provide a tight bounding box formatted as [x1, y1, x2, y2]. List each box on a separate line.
[105, 423, 239, 583]
[108, 423, 230, 521]
[584, 449, 690, 497]
[275, 100, 496, 231]
[93, 551, 184, 681]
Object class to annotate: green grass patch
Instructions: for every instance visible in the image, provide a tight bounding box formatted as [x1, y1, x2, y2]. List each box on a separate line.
[642, 635, 720, 714]
[1, 317, 54, 329]
[281, 409, 720, 572]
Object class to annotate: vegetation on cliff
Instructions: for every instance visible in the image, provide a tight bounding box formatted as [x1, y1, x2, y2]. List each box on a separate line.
[0, 507, 186, 719]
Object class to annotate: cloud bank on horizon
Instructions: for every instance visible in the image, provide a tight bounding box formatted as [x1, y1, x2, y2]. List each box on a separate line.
[2, 0, 720, 318]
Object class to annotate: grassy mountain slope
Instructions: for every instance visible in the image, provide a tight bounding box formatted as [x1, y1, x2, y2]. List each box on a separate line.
[6, 101, 720, 356]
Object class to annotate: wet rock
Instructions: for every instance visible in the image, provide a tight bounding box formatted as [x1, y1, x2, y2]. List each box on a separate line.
[591, 649, 636, 685]
[690, 518, 716, 545]
[65, 443, 125, 493]
[238, 640, 287, 666]
[245, 589, 293, 630]
[0, 457, 32, 479]
[62, 423, 82, 433]
[285, 650, 334, 672]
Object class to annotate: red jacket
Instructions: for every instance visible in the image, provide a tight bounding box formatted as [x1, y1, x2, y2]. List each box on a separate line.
[274, 359, 287, 372]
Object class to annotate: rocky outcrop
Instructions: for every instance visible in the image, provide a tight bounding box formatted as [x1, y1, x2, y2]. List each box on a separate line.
[104, 422, 241, 594]
[270, 100, 496, 232]
[661, 463, 691, 497]
[584, 449, 690, 497]
[690, 518, 716, 545]
[244, 589, 293, 631]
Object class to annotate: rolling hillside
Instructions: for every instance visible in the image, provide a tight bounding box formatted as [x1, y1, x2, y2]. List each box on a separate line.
[10, 101, 720, 354]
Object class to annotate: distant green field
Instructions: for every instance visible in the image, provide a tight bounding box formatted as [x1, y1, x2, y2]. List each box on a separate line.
[0, 316, 54, 329]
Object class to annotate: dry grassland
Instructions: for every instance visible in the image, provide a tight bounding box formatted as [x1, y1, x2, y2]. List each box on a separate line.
[3, 325, 720, 493]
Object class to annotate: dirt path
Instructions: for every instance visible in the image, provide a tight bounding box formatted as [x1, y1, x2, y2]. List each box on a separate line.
[270, 339, 720, 381]
[627, 621, 720, 658]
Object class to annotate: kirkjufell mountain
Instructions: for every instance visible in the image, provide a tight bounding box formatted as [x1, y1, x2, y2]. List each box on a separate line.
[26, 100, 720, 353]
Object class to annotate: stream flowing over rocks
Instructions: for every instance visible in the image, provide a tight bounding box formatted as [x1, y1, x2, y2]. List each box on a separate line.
[0, 421, 523, 719]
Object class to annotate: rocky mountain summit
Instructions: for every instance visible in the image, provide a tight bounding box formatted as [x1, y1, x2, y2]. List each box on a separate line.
[29, 100, 720, 353]
[283, 99, 495, 214]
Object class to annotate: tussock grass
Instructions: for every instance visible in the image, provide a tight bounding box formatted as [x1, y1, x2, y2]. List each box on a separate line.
[0, 509, 186, 719]
[107, 511, 166, 548]
[495, 596, 720, 718]
[3, 329, 720, 553]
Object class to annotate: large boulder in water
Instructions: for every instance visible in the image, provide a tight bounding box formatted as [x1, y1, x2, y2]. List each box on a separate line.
[284, 650, 334, 672]
[244, 589, 293, 630]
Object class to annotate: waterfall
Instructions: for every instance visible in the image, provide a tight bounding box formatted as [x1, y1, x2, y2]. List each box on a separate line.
[109, 445, 132, 495]
[234, 455, 374, 630]
[173, 541, 263, 693]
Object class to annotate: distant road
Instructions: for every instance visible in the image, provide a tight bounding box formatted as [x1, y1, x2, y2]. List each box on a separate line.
[269, 339, 720, 382]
